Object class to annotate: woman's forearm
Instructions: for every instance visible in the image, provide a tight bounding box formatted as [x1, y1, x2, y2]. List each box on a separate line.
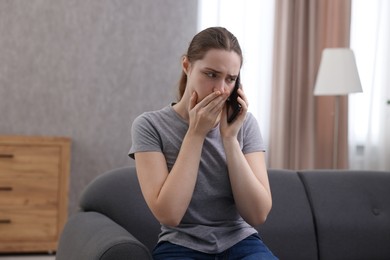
[223, 138, 272, 226]
[154, 132, 205, 226]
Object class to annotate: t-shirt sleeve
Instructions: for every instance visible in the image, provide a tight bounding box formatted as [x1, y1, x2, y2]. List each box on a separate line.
[128, 114, 163, 159]
[242, 113, 266, 154]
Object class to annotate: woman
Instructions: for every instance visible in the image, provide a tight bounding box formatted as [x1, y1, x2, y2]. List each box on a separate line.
[129, 27, 277, 259]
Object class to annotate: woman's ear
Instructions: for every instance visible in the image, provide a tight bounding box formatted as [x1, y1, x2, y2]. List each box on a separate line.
[182, 56, 190, 75]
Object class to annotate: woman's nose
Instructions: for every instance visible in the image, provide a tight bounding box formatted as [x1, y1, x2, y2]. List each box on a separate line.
[213, 79, 227, 93]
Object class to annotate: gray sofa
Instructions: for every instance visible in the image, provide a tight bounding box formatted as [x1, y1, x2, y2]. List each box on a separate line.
[56, 167, 390, 260]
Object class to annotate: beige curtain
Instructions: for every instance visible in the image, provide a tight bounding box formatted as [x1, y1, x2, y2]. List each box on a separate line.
[268, 0, 352, 169]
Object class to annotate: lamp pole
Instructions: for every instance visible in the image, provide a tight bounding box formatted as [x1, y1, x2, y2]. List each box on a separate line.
[333, 96, 340, 169]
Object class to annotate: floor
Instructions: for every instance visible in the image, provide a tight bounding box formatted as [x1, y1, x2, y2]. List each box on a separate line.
[0, 256, 55, 260]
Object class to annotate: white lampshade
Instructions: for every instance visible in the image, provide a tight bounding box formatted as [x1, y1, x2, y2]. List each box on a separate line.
[314, 48, 363, 96]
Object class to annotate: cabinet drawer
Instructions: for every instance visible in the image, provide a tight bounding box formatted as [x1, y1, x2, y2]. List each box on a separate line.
[0, 145, 60, 178]
[0, 209, 57, 241]
[0, 136, 70, 253]
[0, 178, 58, 208]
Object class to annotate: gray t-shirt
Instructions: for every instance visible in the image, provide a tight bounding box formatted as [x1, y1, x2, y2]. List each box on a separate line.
[129, 105, 266, 254]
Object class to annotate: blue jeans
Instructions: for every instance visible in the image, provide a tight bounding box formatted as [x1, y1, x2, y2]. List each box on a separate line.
[152, 234, 279, 260]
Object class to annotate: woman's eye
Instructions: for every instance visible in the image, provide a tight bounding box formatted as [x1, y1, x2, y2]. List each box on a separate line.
[228, 77, 236, 83]
[205, 72, 216, 78]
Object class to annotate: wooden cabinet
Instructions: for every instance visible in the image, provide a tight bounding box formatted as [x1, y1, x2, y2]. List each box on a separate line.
[0, 136, 71, 253]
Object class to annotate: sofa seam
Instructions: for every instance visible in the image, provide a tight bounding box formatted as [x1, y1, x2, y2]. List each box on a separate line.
[297, 171, 321, 260]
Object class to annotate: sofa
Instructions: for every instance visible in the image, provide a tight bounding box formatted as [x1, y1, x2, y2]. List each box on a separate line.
[56, 167, 390, 260]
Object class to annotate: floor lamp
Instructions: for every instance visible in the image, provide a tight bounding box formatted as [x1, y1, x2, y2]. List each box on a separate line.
[314, 48, 363, 169]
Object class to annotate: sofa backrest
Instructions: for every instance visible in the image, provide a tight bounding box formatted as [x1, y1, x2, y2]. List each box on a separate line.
[78, 167, 390, 260]
[79, 167, 160, 252]
[260, 169, 318, 260]
[298, 170, 390, 260]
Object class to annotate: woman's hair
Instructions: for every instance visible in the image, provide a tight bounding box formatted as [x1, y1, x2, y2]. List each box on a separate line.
[177, 27, 243, 100]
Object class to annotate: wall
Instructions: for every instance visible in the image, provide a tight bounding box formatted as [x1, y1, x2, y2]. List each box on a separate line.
[0, 0, 198, 214]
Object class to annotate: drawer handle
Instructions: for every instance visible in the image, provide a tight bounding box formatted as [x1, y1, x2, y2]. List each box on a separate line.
[0, 219, 12, 224]
[0, 154, 14, 159]
[0, 186, 13, 191]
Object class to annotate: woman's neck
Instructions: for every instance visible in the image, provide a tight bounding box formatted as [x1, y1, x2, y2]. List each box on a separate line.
[172, 99, 189, 122]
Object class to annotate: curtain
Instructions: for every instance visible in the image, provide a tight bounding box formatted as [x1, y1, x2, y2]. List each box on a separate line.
[349, 0, 390, 171]
[268, 0, 352, 169]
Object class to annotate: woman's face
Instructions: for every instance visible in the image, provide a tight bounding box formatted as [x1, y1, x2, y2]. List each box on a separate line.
[183, 49, 241, 102]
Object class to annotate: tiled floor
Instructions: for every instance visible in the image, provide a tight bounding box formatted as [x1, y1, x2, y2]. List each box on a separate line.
[0, 256, 55, 260]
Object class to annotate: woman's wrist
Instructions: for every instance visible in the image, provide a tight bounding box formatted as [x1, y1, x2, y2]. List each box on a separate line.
[185, 129, 207, 144]
[222, 137, 239, 149]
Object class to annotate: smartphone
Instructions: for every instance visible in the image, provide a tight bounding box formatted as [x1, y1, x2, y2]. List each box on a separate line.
[226, 74, 242, 123]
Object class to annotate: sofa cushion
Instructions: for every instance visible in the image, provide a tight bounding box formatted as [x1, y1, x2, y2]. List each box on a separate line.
[79, 167, 161, 252]
[299, 170, 390, 260]
[260, 169, 318, 260]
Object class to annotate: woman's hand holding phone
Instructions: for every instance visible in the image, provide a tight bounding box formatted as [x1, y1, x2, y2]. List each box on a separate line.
[220, 84, 248, 139]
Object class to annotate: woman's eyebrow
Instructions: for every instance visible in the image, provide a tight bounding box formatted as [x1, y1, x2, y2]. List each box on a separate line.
[204, 67, 221, 74]
[204, 67, 238, 78]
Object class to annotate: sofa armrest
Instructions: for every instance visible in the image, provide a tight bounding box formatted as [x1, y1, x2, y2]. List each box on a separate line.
[56, 211, 152, 260]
